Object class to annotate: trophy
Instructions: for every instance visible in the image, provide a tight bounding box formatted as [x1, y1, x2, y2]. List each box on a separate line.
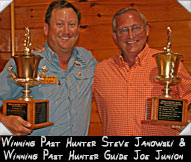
[142, 27, 188, 126]
[3, 27, 54, 129]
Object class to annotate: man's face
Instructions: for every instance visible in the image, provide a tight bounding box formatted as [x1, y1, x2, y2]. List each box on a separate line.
[113, 11, 149, 58]
[44, 8, 80, 54]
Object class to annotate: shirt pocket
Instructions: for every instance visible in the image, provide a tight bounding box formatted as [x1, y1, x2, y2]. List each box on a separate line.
[73, 68, 94, 80]
[71, 68, 94, 94]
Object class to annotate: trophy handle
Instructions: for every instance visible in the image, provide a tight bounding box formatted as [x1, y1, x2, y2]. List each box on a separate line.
[8, 65, 16, 80]
[164, 27, 172, 53]
[37, 65, 48, 81]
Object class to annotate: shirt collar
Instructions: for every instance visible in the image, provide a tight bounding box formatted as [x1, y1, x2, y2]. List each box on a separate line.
[44, 42, 77, 60]
[115, 44, 150, 68]
[43, 42, 85, 69]
[44, 43, 58, 62]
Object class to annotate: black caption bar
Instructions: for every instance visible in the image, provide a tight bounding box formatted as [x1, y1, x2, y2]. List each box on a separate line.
[0, 136, 190, 161]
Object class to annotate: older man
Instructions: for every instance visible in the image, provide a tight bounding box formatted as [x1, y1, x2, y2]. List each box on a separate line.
[93, 8, 191, 136]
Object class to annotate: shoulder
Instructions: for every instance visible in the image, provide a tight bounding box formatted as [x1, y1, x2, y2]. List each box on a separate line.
[75, 47, 94, 59]
[75, 46, 98, 66]
[145, 46, 162, 62]
[97, 55, 116, 67]
[149, 47, 161, 54]
[32, 50, 46, 57]
[95, 56, 115, 73]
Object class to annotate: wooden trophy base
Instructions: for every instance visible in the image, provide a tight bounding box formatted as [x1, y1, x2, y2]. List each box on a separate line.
[141, 97, 188, 126]
[3, 100, 54, 129]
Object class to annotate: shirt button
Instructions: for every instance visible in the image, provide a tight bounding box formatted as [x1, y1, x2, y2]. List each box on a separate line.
[70, 106, 72, 110]
[72, 123, 74, 127]
[56, 101, 58, 104]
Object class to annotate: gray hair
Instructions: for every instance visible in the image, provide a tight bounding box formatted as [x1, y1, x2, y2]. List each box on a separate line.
[112, 8, 147, 33]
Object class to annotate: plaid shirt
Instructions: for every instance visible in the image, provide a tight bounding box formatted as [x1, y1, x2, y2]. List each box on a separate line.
[93, 44, 191, 136]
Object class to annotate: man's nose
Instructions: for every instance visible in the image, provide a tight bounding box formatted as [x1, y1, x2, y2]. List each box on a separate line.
[62, 25, 69, 34]
[128, 28, 134, 38]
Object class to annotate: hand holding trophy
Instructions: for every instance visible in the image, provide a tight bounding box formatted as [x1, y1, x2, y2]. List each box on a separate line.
[142, 27, 188, 126]
[3, 27, 53, 129]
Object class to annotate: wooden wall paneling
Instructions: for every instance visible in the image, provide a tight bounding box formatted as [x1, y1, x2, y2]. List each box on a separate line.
[78, 24, 114, 50]
[15, 0, 191, 26]
[14, 0, 191, 23]
[171, 46, 191, 74]
[0, 6, 11, 29]
[15, 5, 47, 29]
[15, 0, 61, 6]
[90, 101, 101, 123]
[0, 29, 11, 52]
[78, 0, 191, 24]
[14, 2, 112, 28]
[148, 21, 191, 48]
[95, 0, 191, 20]
[148, 21, 191, 73]
[88, 123, 103, 136]
[91, 48, 120, 61]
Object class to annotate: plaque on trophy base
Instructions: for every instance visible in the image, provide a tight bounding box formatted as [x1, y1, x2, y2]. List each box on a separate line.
[142, 97, 188, 126]
[3, 100, 53, 129]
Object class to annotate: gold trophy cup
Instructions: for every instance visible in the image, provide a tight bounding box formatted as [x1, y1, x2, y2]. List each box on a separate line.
[3, 27, 53, 129]
[142, 27, 188, 126]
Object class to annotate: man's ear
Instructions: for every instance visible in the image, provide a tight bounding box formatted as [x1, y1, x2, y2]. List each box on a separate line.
[112, 32, 117, 43]
[44, 23, 49, 36]
[145, 24, 150, 37]
[78, 24, 80, 32]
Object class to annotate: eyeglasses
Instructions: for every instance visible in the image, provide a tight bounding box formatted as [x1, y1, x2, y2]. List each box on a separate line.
[117, 24, 146, 35]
